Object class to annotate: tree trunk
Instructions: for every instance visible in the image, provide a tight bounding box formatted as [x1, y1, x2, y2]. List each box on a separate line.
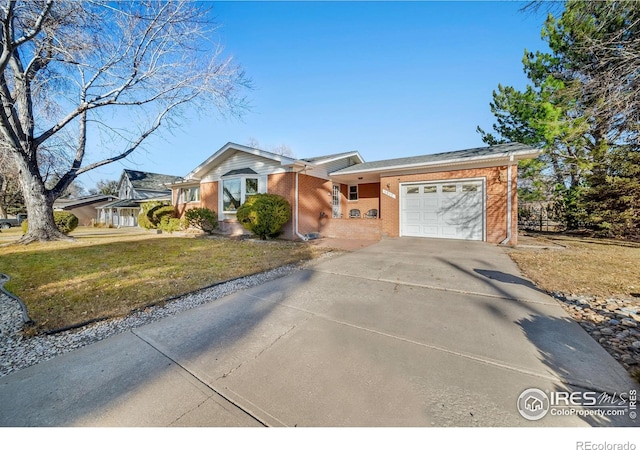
[14, 158, 71, 244]
[0, 176, 8, 219]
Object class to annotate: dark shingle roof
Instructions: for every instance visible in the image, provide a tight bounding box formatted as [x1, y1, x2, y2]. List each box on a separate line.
[54, 195, 117, 209]
[330, 143, 538, 175]
[222, 168, 258, 177]
[99, 199, 141, 209]
[124, 170, 182, 191]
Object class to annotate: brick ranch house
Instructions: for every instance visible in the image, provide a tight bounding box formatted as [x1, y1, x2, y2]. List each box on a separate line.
[170, 142, 540, 245]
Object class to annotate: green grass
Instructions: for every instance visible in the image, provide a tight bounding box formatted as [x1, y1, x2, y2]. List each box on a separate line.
[0, 227, 326, 333]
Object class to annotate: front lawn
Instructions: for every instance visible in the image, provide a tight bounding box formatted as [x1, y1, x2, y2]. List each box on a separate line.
[0, 227, 326, 334]
[506, 233, 640, 298]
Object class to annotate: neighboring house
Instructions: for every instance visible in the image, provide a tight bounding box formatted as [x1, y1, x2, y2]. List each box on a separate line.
[171, 142, 540, 244]
[54, 194, 118, 226]
[97, 170, 181, 227]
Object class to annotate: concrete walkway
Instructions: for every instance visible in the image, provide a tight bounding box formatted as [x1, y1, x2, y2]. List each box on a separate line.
[1, 238, 637, 426]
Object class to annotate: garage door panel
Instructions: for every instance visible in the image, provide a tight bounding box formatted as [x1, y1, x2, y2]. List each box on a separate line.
[401, 181, 484, 241]
[422, 226, 438, 235]
[421, 213, 438, 224]
[422, 198, 438, 208]
[405, 224, 421, 234]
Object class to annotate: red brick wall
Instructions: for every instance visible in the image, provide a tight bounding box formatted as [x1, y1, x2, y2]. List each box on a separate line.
[298, 174, 333, 235]
[267, 173, 379, 240]
[268, 172, 296, 239]
[201, 181, 218, 213]
[319, 217, 382, 240]
[379, 166, 519, 245]
[174, 182, 218, 218]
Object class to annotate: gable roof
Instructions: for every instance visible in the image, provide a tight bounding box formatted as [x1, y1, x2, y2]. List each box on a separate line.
[330, 143, 540, 177]
[123, 170, 182, 192]
[184, 142, 299, 180]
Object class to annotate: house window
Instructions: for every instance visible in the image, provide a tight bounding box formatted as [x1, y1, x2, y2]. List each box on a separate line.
[245, 178, 258, 197]
[406, 186, 419, 194]
[442, 185, 457, 193]
[180, 187, 200, 203]
[423, 186, 437, 194]
[349, 185, 358, 201]
[223, 177, 259, 212]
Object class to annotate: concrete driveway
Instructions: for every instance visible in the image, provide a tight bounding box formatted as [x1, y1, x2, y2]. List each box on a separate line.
[1, 238, 637, 426]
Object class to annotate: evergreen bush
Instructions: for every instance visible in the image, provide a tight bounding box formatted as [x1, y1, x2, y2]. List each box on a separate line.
[236, 194, 291, 239]
[21, 212, 79, 234]
[184, 207, 218, 233]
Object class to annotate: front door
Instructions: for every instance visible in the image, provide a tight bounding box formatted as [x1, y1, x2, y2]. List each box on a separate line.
[332, 184, 341, 218]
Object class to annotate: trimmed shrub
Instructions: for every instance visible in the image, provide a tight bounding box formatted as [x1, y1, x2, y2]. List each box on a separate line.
[138, 213, 153, 230]
[151, 205, 177, 226]
[21, 212, 79, 234]
[236, 194, 291, 239]
[158, 215, 182, 233]
[138, 201, 165, 229]
[55, 212, 79, 234]
[184, 207, 218, 233]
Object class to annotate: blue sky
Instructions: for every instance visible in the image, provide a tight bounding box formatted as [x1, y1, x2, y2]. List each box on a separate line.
[79, 1, 550, 190]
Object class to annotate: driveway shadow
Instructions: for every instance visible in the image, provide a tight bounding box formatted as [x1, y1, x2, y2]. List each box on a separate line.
[473, 269, 547, 295]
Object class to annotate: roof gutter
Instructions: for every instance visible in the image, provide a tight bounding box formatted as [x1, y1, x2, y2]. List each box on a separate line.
[294, 167, 308, 241]
[329, 148, 541, 177]
[500, 155, 515, 245]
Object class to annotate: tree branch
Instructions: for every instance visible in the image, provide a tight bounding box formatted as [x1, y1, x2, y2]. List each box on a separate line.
[75, 95, 195, 176]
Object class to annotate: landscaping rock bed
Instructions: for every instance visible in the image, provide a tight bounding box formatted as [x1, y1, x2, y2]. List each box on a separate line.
[0, 253, 342, 378]
[552, 292, 640, 377]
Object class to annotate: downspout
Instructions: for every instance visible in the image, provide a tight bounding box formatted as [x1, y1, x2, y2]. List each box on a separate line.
[294, 169, 308, 241]
[500, 154, 514, 245]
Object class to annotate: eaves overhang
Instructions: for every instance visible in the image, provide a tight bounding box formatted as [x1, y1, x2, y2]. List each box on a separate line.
[329, 146, 542, 183]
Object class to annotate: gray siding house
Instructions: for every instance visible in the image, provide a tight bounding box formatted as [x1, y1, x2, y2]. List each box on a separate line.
[96, 170, 181, 227]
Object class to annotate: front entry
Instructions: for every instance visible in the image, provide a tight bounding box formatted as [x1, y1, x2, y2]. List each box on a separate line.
[332, 184, 341, 218]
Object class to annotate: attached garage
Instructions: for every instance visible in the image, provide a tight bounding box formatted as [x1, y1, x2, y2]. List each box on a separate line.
[329, 142, 542, 245]
[400, 179, 484, 240]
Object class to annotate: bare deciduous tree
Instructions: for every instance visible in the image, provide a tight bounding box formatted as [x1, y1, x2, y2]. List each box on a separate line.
[0, 153, 24, 218]
[0, 1, 250, 243]
[246, 137, 296, 158]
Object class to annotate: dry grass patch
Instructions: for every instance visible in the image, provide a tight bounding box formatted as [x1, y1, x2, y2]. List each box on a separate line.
[506, 233, 640, 298]
[0, 227, 328, 333]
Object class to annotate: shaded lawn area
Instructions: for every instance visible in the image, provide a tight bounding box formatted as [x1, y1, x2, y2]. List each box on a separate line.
[0, 228, 326, 334]
[506, 233, 640, 298]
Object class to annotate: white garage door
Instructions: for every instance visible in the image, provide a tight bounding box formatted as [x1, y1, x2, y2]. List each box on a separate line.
[401, 180, 484, 240]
